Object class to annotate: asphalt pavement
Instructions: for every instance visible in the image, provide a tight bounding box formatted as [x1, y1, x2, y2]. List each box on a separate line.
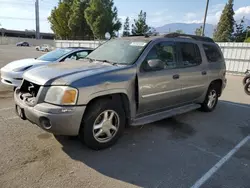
[0, 45, 249, 188]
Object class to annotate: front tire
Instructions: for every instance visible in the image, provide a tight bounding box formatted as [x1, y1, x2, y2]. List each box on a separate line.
[200, 84, 219, 112]
[79, 98, 125, 150]
[244, 82, 250, 95]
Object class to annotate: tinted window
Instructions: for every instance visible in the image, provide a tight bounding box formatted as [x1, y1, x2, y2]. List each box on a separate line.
[203, 44, 223, 63]
[179, 42, 202, 67]
[142, 42, 176, 71]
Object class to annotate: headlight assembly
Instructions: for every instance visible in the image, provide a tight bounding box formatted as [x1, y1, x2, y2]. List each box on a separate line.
[44, 86, 78, 105]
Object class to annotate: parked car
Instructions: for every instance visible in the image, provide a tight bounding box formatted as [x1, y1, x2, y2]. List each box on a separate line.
[1, 47, 93, 87]
[16, 41, 30, 47]
[14, 33, 226, 150]
[35, 44, 54, 52]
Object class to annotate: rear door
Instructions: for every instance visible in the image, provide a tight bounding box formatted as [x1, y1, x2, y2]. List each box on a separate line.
[177, 42, 208, 103]
[138, 41, 183, 114]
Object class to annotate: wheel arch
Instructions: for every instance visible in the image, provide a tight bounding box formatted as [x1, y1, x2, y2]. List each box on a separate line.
[84, 92, 131, 125]
[209, 79, 223, 97]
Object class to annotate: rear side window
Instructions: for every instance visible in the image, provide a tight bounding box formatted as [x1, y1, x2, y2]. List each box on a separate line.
[203, 44, 223, 63]
[179, 42, 202, 67]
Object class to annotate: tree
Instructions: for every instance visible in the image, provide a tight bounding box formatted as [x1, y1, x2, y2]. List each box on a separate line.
[84, 0, 122, 39]
[176, 30, 185, 34]
[245, 37, 250, 43]
[233, 18, 245, 42]
[195, 26, 203, 36]
[68, 0, 93, 40]
[48, 1, 73, 39]
[123, 17, 130, 36]
[131, 10, 149, 35]
[213, 0, 235, 42]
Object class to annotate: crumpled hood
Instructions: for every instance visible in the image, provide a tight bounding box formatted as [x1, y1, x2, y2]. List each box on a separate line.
[2, 58, 49, 71]
[23, 60, 123, 85]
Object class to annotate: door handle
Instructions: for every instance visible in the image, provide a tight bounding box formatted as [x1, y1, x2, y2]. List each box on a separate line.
[173, 74, 180, 79]
[201, 71, 207, 75]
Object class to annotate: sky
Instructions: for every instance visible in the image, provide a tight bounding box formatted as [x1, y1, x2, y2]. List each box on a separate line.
[0, 0, 250, 33]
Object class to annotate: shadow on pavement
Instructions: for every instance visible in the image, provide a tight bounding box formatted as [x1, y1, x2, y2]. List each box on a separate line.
[55, 101, 250, 187]
[55, 117, 196, 187]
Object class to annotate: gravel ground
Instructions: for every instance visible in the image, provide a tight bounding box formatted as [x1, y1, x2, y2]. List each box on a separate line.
[0, 45, 249, 188]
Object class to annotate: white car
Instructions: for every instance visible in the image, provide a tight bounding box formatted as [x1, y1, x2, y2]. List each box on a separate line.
[1, 47, 93, 88]
[35, 44, 54, 52]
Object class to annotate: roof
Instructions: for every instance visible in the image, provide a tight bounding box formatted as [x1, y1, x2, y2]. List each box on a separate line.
[119, 33, 215, 43]
[63, 47, 94, 50]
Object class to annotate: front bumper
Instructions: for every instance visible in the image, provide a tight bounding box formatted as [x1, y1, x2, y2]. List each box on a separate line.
[1, 68, 23, 87]
[14, 89, 86, 136]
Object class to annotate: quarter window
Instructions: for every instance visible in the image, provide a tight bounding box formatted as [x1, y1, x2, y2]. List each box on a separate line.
[179, 42, 202, 67]
[142, 42, 177, 71]
[203, 44, 223, 63]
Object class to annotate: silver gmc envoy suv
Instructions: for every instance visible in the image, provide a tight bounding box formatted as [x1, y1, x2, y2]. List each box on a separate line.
[14, 33, 226, 149]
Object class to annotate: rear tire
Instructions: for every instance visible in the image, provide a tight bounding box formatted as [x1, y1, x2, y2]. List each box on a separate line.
[244, 82, 250, 95]
[200, 84, 219, 112]
[242, 75, 250, 85]
[79, 98, 125, 150]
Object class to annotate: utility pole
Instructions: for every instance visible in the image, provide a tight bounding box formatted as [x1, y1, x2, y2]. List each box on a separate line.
[202, 0, 209, 36]
[35, 0, 40, 39]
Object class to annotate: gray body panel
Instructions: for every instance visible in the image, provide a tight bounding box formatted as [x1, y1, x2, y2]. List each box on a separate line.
[15, 37, 226, 135]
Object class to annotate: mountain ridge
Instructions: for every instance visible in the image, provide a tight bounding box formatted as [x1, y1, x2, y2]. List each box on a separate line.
[155, 19, 250, 37]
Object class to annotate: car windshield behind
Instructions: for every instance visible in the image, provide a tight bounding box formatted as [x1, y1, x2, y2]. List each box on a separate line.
[87, 39, 149, 64]
[37, 48, 72, 62]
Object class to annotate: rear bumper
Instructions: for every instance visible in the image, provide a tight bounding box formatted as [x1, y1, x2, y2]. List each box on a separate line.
[1, 68, 23, 87]
[14, 89, 86, 136]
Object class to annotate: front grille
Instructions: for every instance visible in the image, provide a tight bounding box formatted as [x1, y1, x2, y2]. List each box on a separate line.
[20, 80, 41, 97]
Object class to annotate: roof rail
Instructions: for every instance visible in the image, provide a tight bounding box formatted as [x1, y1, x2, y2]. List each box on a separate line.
[125, 34, 150, 38]
[164, 33, 214, 43]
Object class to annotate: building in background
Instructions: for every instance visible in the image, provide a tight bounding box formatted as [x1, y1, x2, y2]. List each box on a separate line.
[0, 29, 54, 40]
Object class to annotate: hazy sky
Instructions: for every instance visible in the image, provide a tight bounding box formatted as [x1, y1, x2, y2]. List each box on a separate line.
[0, 0, 249, 33]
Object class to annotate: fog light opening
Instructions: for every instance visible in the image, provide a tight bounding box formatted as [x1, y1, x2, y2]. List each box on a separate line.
[40, 117, 52, 130]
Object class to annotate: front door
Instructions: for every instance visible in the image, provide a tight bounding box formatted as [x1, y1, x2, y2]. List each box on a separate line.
[137, 41, 182, 115]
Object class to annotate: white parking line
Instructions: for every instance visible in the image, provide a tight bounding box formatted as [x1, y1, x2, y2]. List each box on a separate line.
[0, 107, 14, 111]
[220, 101, 250, 109]
[4, 116, 19, 120]
[190, 135, 250, 188]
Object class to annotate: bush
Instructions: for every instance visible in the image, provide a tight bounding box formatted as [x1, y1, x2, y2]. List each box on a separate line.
[245, 37, 250, 43]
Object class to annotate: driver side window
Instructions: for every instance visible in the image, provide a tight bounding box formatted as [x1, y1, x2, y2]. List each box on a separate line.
[142, 42, 177, 71]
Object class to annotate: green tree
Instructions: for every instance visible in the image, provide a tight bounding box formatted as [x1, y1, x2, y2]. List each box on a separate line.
[123, 17, 130, 36]
[176, 29, 185, 34]
[213, 0, 235, 42]
[84, 0, 122, 39]
[233, 18, 245, 42]
[245, 37, 250, 43]
[48, 1, 73, 39]
[195, 26, 203, 36]
[131, 10, 149, 35]
[68, 0, 93, 40]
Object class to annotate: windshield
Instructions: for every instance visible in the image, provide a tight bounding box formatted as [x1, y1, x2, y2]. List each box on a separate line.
[87, 39, 149, 64]
[37, 48, 72, 62]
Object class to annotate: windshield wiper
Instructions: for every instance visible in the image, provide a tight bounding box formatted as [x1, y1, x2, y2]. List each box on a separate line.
[95, 59, 118, 66]
[85, 57, 95, 62]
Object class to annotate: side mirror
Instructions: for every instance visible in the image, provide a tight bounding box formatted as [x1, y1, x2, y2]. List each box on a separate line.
[147, 59, 164, 70]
